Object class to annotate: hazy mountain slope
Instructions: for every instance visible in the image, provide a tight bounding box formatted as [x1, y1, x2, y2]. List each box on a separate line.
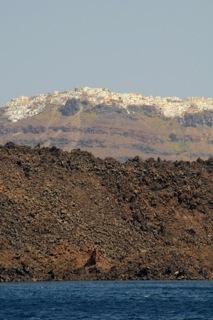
[0, 143, 212, 281]
[0, 87, 212, 160]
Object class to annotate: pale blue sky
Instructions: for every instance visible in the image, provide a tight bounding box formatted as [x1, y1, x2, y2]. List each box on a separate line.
[0, 0, 212, 104]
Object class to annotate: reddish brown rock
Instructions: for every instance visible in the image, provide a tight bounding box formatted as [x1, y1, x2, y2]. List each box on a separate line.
[0, 143, 212, 281]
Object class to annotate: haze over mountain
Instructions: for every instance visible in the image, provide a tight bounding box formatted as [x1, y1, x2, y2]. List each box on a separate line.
[0, 87, 212, 160]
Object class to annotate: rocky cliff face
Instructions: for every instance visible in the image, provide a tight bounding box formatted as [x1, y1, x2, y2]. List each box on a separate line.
[0, 143, 212, 281]
[0, 87, 212, 160]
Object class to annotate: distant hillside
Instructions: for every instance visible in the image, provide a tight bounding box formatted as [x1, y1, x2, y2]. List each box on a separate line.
[0, 143, 212, 281]
[0, 87, 212, 161]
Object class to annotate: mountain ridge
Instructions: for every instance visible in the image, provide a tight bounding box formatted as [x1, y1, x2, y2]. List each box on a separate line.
[1, 87, 213, 122]
[0, 87, 212, 161]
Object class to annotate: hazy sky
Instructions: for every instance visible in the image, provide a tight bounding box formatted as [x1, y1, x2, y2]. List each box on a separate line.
[0, 0, 212, 104]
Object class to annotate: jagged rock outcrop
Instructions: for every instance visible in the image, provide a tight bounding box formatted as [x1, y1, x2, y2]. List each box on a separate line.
[0, 143, 212, 281]
[178, 111, 213, 127]
[0, 87, 212, 160]
[59, 98, 87, 116]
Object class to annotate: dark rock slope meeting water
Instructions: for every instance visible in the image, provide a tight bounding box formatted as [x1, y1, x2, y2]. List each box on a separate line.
[0, 143, 212, 281]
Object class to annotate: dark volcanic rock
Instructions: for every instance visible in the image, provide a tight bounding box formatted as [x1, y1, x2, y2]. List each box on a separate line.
[59, 98, 86, 116]
[0, 143, 212, 282]
[178, 111, 213, 127]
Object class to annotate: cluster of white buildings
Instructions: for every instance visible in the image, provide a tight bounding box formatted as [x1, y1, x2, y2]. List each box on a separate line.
[2, 87, 213, 122]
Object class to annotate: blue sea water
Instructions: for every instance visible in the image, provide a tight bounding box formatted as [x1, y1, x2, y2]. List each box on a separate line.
[0, 281, 212, 320]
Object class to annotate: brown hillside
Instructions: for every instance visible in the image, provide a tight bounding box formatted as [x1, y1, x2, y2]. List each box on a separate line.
[0, 143, 212, 281]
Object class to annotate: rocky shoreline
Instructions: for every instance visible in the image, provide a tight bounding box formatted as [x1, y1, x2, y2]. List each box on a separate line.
[0, 143, 212, 282]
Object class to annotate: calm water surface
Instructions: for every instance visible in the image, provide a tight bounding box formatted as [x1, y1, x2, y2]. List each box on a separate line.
[0, 281, 212, 320]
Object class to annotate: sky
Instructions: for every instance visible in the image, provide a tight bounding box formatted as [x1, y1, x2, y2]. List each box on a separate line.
[0, 0, 212, 104]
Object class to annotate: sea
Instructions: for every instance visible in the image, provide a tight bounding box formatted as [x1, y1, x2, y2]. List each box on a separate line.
[0, 281, 212, 320]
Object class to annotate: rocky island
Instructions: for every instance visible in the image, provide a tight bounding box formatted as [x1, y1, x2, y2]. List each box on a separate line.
[0, 143, 212, 281]
[0, 87, 213, 161]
